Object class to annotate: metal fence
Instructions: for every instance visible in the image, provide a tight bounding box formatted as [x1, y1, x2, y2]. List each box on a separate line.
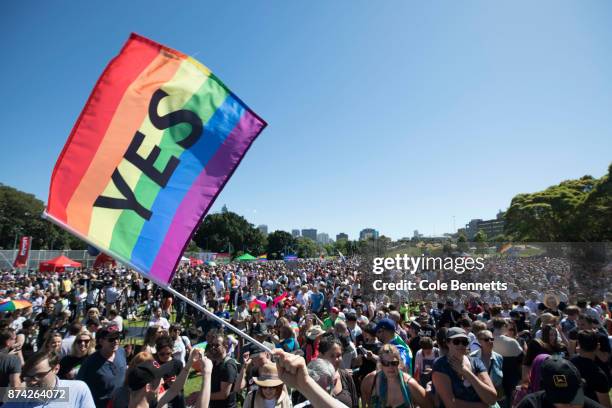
[0, 250, 214, 270]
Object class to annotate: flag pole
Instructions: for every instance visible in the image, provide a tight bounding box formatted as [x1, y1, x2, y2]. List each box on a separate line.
[42, 211, 273, 354]
[162, 286, 273, 354]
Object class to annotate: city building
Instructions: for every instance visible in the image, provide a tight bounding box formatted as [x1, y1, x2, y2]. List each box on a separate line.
[291, 229, 301, 238]
[359, 228, 379, 240]
[301, 229, 317, 241]
[336, 233, 348, 241]
[413, 230, 423, 239]
[257, 224, 268, 236]
[463, 211, 505, 239]
[317, 233, 330, 244]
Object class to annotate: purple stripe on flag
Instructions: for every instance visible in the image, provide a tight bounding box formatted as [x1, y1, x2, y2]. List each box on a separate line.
[149, 110, 265, 283]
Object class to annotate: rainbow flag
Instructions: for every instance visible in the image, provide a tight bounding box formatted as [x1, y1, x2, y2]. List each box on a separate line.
[44, 33, 266, 285]
[256, 254, 267, 261]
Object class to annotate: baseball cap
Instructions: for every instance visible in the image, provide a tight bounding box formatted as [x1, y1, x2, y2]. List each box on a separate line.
[540, 356, 584, 405]
[331, 307, 339, 314]
[375, 318, 396, 332]
[446, 327, 469, 340]
[97, 324, 121, 340]
[127, 360, 175, 391]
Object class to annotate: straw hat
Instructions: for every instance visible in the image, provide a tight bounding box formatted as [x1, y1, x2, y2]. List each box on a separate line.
[306, 325, 325, 340]
[254, 363, 283, 387]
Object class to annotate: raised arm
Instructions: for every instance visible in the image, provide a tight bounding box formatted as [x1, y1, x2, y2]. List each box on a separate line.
[272, 349, 347, 408]
[158, 348, 200, 407]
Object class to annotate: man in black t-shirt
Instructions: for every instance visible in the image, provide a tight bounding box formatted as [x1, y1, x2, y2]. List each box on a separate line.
[0, 328, 21, 405]
[570, 330, 611, 407]
[206, 333, 238, 408]
[353, 323, 381, 394]
[438, 300, 461, 328]
[517, 356, 604, 408]
[568, 315, 611, 383]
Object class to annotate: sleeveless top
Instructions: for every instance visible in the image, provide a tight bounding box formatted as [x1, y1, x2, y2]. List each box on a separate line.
[370, 371, 412, 408]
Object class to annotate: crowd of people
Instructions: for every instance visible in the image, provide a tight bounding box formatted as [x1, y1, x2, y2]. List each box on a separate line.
[0, 255, 610, 408]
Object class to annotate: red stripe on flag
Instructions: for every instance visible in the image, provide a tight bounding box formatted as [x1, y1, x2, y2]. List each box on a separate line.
[47, 35, 160, 222]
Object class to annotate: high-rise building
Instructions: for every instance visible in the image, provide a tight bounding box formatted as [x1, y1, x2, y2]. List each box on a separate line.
[336, 233, 348, 241]
[257, 225, 268, 235]
[291, 229, 301, 238]
[317, 233, 330, 244]
[359, 228, 379, 240]
[301, 229, 317, 241]
[413, 230, 423, 239]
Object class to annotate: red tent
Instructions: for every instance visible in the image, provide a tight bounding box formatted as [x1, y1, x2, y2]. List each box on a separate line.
[39, 255, 81, 272]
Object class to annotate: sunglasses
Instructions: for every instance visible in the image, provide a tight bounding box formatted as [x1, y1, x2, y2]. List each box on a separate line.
[479, 337, 494, 342]
[380, 359, 400, 367]
[451, 338, 469, 346]
[77, 339, 91, 344]
[158, 351, 172, 357]
[22, 368, 53, 382]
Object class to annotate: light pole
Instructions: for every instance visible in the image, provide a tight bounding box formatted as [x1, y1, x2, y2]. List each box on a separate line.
[13, 227, 22, 250]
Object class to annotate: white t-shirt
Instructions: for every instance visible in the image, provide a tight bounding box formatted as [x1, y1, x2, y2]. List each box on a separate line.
[149, 316, 170, 330]
[493, 334, 523, 357]
[172, 335, 190, 363]
[110, 316, 123, 332]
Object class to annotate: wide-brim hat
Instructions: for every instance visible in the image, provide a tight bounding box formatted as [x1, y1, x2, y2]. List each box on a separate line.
[254, 363, 284, 387]
[306, 325, 325, 340]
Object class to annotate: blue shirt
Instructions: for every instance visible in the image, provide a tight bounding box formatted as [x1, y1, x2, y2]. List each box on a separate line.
[77, 348, 127, 408]
[433, 355, 487, 407]
[4, 378, 95, 408]
[310, 292, 324, 312]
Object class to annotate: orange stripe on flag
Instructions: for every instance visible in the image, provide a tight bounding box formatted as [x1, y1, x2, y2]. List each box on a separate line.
[65, 52, 184, 235]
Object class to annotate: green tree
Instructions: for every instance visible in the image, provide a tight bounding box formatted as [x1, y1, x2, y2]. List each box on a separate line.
[0, 184, 86, 250]
[474, 230, 488, 254]
[457, 233, 468, 252]
[334, 238, 349, 256]
[575, 163, 612, 241]
[295, 237, 318, 258]
[266, 230, 295, 260]
[504, 167, 611, 241]
[193, 211, 266, 255]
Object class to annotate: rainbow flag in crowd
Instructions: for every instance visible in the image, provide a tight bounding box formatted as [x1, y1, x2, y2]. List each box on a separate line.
[256, 254, 267, 261]
[44, 33, 266, 285]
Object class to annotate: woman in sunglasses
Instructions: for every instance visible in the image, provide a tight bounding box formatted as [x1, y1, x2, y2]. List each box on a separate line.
[432, 327, 497, 408]
[58, 330, 95, 379]
[361, 344, 430, 408]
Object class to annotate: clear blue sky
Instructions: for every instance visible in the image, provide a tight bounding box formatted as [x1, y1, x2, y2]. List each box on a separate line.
[1, 1, 611, 240]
